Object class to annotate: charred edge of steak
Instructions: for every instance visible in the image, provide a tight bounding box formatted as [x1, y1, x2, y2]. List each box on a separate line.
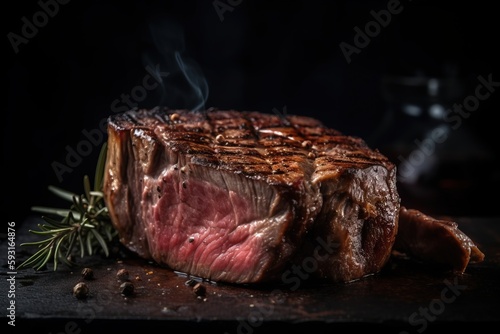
[394, 207, 485, 273]
[103, 107, 400, 283]
[299, 162, 399, 283]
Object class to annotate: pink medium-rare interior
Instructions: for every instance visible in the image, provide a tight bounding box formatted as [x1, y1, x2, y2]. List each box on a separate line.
[149, 168, 274, 280]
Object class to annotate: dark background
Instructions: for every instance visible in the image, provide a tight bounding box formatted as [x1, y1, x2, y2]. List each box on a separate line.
[4, 0, 500, 221]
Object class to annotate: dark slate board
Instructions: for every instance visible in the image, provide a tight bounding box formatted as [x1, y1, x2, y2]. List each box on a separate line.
[2, 215, 499, 333]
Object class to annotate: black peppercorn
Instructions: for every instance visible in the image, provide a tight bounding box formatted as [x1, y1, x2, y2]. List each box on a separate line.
[120, 282, 134, 296]
[73, 282, 89, 299]
[192, 282, 206, 297]
[116, 268, 130, 281]
[81, 267, 94, 280]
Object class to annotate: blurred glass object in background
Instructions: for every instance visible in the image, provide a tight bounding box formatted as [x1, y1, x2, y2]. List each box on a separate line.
[372, 69, 499, 216]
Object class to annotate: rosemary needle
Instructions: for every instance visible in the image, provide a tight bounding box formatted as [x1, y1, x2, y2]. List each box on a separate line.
[18, 142, 117, 271]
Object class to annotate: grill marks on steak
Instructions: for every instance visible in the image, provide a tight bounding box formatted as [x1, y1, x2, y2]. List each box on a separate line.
[103, 107, 399, 283]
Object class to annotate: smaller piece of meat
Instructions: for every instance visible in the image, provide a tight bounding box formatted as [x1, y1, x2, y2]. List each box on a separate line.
[394, 207, 485, 273]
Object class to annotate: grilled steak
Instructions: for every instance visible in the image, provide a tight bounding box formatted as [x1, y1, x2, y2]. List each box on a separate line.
[102, 107, 482, 284]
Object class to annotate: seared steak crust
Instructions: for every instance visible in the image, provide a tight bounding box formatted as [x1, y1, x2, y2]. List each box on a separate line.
[103, 107, 400, 283]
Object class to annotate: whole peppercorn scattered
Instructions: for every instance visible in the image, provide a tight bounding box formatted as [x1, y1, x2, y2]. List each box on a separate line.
[120, 281, 135, 296]
[81, 267, 94, 280]
[116, 268, 130, 281]
[73, 282, 89, 299]
[192, 282, 206, 297]
[169, 113, 180, 122]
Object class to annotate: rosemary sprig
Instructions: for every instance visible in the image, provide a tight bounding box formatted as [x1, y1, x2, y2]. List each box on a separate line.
[18, 142, 117, 271]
